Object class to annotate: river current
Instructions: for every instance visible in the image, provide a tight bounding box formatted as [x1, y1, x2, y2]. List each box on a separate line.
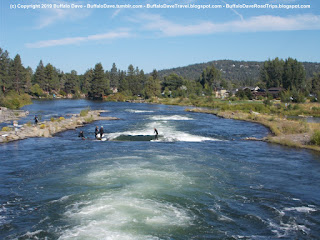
[1, 100, 320, 239]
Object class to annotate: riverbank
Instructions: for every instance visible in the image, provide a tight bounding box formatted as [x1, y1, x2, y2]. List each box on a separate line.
[0, 110, 119, 143]
[0, 107, 29, 123]
[186, 108, 320, 152]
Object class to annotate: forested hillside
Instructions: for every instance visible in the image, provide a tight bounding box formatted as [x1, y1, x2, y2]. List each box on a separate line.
[1, 46, 320, 109]
[157, 60, 320, 86]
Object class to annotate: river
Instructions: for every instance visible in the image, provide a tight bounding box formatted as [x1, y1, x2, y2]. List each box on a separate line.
[1, 100, 320, 239]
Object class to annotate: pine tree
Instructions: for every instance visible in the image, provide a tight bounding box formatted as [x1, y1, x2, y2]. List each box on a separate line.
[0, 48, 11, 93]
[64, 70, 79, 94]
[110, 63, 119, 89]
[44, 63, 59, 92]
[10, 54, 26, 94]
[119, 70, 129, 94]
[90, 63, 106, 99]
[34, 60, 46, 90]
[81, 69, 93, 94]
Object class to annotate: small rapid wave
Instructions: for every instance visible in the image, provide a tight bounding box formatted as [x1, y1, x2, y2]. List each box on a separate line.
[125, 109, 155, 113]
[149, 115, 193, 121]
[106, 121, 221, 142]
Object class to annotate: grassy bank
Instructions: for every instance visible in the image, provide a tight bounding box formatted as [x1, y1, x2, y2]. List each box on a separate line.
[147, 96, 320, 151]
[0, 91, 32, 109]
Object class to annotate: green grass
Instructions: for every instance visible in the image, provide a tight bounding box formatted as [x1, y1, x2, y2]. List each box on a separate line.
[311, 130, 320, 146]
[80, 108, 90, 117]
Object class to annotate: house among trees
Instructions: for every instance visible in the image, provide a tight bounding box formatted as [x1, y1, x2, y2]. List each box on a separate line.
[214, 89, 228, 99]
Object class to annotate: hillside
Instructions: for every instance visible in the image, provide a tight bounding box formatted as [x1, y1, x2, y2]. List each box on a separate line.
[156, 60, 320, 85]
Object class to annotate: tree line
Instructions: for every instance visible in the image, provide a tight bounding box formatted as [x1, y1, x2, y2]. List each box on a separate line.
[1, 47, 319, 107]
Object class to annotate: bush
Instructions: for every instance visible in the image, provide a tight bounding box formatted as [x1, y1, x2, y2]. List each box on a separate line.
[80, 108, 90, 117]
[40, 124, 46, 129]
[310, 130, 320, 146]
[1, 126, 13, 131]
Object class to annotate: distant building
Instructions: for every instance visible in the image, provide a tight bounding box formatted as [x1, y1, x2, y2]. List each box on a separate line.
[110, 87, 118, 94]
[214, 89, 229, 99]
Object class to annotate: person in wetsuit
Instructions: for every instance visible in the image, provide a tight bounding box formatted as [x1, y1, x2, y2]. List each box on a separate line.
[154, 128, 158, 140]
[99, 126, 104, 138]
[34, 116, 39, 125]
[78, 131, 85, 140]
[95, 126, 99, 138]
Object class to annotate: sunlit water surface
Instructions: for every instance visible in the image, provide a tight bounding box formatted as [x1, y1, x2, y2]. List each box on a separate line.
[1, 100, 320, 239]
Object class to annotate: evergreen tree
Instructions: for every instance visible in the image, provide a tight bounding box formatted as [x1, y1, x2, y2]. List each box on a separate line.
[110, 63, 119, 89]
[34, 60, 46, 90]
[119, 70, 129, 94]
[0, 48, 11, 94]
[89, 63, 106, 99]
[282, 58, 306, 91]
[163, 73, 184, 91]
[199, 65, 222, 91]
[144, 76, 161, 99]
[151, 69, 158, 80]
[64, 70, 79, 94]
[24, 67, 33, 93]
[311, 72, 320, 95]
[10, 54, 26, 93]
[44, 63, 59, 92]
[81, 69, 93, 94]
[260, 58, 284, 89]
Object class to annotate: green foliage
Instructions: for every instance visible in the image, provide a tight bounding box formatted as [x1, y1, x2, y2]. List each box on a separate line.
[0, 91, 32, 109]
[291, 88, 306, 103]
[260, 57, 307, 94]
[311, 130, 320, 146]
[1, 126, 13, 131]
[280, 90, 292, 103]
[80, 108, 90, 117]
[30, 84, 43, 97]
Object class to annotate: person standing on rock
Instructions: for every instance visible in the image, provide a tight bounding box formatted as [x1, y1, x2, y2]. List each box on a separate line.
[99, 126, 104, 138]
[34, 116, 39, 125]
[95, 126, 99, 138]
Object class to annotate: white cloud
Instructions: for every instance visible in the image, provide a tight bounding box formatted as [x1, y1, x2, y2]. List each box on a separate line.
[111, 9, 121, 19]
[35, 1, 91, 29]
[26, 30, 132, 48]
[136, 13, 320, 37]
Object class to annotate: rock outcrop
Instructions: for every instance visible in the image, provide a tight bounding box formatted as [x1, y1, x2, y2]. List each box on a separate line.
[0, 110, 118, 143]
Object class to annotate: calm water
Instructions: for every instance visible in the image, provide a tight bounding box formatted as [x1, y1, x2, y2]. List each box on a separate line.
[1, 100, 320, 239]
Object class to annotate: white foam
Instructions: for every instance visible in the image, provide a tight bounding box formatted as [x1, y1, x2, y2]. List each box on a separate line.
[59, 162, 194, 239]
[149, 115, 193, 121]
[106, 121, 220, 142]
[50, 195, 70, 203]
[125, 109, 154, 113]
[283, 206, 317, 213]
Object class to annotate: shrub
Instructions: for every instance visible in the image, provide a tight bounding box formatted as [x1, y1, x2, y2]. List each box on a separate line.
[1, 126, 13, 131]
[50, 117, 55, 122]
[40, 124, 46, 129]
[310, 130, 320, 146]
[80, 108, 90, 117]
[58, 117, 65, 122]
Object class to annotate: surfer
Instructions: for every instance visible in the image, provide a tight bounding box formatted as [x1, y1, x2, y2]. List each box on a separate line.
[78, 131, 85, 140]
[99, 126, 104, 138]
[95, 126, 99, 138]
[154, 128, 158, 140]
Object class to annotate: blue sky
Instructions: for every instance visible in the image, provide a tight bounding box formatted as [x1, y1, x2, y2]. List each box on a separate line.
[1, 0, 319, 74]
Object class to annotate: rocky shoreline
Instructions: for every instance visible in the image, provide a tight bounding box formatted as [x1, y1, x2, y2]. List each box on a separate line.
[0, 107, 29, 123]
[0, 110, 119, 143]
[186, 108, 320, 152]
